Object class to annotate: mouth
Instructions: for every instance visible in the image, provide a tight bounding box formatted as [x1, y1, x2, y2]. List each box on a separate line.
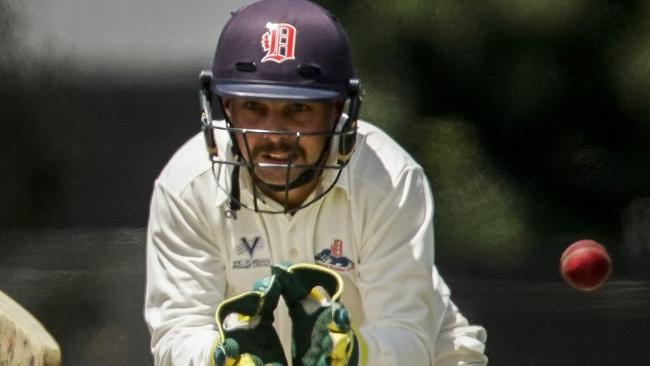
[258, 152, 296, 165]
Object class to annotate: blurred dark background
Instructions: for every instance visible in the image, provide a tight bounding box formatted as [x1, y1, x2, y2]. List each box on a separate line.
[1, 0, 649, 364]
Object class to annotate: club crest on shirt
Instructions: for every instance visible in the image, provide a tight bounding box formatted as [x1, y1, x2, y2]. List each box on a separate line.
[314, 239, 354, 272]
[233, 236, 271, 269]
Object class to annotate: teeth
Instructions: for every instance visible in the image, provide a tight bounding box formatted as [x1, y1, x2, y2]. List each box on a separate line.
[267, 153, 289, 160]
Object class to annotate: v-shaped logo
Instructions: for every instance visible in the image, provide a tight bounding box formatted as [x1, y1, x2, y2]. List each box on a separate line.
[233, 236, 270, 270]
[237, 236, 262, 258]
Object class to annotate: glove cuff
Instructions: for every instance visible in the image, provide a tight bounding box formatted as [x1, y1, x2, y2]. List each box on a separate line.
[351, 326, 368, 366]
[209, 334, 222, 366]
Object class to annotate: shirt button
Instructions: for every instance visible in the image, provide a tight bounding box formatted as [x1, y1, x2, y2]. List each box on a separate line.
[289, 247, 298, 259]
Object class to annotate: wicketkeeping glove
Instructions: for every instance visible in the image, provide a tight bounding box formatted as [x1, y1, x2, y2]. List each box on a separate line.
[272, 263, 365, 366]
[211, 275, 288, 366]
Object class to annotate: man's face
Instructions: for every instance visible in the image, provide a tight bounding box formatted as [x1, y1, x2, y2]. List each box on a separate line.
[223, 98, 341, 187]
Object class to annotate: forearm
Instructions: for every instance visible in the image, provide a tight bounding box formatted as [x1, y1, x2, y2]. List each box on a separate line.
[359, 325, 433, 365]
[145, 180, 226, 366]
[355, 255, 437, 365]
[145, 249, 223, 366]
[149, 323, 218, 366]
[434, 305, 488, 366]
[432, 269, 488, 365]
[145, 259, 222, 366]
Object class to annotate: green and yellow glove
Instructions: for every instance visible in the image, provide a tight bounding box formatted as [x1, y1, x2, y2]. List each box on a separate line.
[211, 275, 288, 366]
[272, 263, 366, 366]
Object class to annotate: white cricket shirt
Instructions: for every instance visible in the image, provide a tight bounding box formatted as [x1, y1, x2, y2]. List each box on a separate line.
[145, 120, 488, 365]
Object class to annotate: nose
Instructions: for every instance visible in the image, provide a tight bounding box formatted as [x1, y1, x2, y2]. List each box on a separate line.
[258, 108, 290, 132]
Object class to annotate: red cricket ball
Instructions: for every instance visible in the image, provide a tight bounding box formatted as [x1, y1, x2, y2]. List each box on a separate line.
[560, 239, 612, 291]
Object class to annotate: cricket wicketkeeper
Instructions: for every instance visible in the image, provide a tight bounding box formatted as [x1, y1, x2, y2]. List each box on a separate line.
[145, 0, 488, 364]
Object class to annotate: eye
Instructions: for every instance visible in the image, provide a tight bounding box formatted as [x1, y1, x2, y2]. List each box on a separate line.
[242, 100, 261, 110]
[288, 103, 309, 113]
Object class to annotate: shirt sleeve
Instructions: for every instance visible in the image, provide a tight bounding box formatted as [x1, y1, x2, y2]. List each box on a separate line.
[144, 180, 225, 366]
[355, 167, 488, 365]
[355, 166, 437, 365]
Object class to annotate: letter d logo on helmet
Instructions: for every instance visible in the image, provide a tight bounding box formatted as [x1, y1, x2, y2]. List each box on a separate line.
[261, 22, 297, 63]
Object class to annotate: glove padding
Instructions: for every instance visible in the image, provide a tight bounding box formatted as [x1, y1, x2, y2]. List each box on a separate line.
[212, 275, 288, 366]
[272, 263, 361, 366]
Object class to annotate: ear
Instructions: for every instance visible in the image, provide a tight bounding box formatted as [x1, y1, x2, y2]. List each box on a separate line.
[221, 98, 232, 119]
[331, 100, 345, 127]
